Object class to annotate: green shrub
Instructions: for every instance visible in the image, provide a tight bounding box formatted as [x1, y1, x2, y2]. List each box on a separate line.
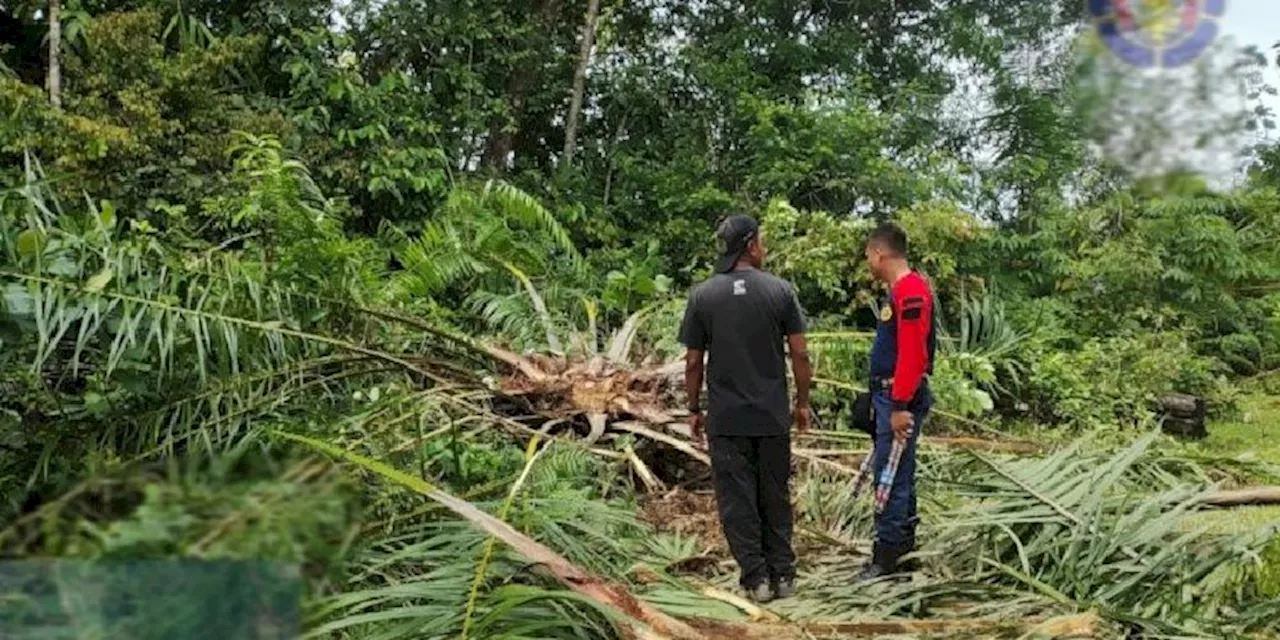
[1260, 536, 1280, 599]
[929, 354, 996, 418]
[1213, 332, 1263, 376]
[1019, 333, 1229, 429]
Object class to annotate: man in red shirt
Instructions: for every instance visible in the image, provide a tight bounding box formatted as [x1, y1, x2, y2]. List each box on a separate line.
[857, 223, 936, 581]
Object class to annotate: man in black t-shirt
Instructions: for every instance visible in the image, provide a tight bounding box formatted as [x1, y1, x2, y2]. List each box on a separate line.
[679, 214, 813, 603]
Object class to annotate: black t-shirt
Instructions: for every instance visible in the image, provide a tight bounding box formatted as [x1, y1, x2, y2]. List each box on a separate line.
[678, 269, 807, 437]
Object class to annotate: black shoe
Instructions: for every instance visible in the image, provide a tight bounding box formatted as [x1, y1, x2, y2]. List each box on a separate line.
[854, 542, 899, 583]
[746, 581, 774, 603]
[897, 555, 920, 573]
[853, 560, 886, 583]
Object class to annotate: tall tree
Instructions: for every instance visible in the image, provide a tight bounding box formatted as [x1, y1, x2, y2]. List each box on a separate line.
[561, 0, 600, 167]
[481, 0, 566, 170]
[45, 0, 60, 108]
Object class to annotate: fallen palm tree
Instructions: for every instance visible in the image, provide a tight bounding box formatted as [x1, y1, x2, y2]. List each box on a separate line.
[277, 431, 708, 640]
[477, 339, 1048, 473]
[280, 430, 1122, 640]
[12, 267, 1279, 638]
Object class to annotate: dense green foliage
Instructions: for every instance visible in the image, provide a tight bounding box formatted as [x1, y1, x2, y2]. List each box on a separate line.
[2, 1, 1280, 638]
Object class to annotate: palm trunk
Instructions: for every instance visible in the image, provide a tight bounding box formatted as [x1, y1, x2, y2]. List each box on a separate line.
[47, 0, 62, 109]
[1198, 487, 1280, 508]
[561, 0, 601, 166]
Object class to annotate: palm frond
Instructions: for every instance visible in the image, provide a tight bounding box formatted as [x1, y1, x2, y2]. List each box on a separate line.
[908, 436, 1277, 634]
[394, 221, 491, 296]
[581, 297, 600, 356]
[480, 181, 584, 276]
[604, 305, 655, 364]
[938, 290, 1029, 397]
[499, 260, 563, 355]
[133, 355, 394, 460]
[276, 431, 703, 640]
[945, 290, 1027, 361]
[6, 272, 449, 384]
[466, 289, 549, 350]
[461, 438, 549, 640]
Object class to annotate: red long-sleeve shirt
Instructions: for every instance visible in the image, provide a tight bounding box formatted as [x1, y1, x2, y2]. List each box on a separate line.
[889, 272, 933, 409]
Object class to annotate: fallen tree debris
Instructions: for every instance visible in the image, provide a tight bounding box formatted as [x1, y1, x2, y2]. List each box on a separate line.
[692, 611, 1101, 639]
[1197, 486, 1280, 508]
[799, 431, 1043, 454]
[692, 583, 780, 623]
[489, 347, 680, 426]
[482, 344, 1052, 480]
[614, 421, 711, 466]
[278, 431, 708, 640]
[625, 443, 667, 492]
[927, 436, 1042, 454]
[794, 451, 863, 476]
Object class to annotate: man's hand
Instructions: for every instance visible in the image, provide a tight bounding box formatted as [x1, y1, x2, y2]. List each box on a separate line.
[793, 404, 812, 434]
[688, 411, 705, 446]
[890, 410, 914, 441]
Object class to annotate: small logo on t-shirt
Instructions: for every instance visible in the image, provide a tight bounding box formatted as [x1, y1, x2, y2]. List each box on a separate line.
[733, 280, 747, 296]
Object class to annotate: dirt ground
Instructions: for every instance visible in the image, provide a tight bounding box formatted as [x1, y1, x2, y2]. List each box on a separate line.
[632, 484, 1110, 639]
[637, 487, 846, 579]
[639, 489, 727, 551]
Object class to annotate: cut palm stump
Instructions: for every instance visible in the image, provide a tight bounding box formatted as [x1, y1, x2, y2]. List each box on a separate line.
[484, 344, 1053, 482]
[486, 345, 682, 444]
[1158, 393, 1207, 439]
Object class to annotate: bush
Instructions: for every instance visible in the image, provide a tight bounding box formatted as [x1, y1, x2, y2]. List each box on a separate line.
[1260, 537, 1280, 600]
[1214, 332, 1264, 376]
[929, 354, 996, 419]
[1018, 333, 1229, 429]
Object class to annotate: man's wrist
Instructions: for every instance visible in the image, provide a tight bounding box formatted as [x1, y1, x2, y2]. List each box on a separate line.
[892, 400, 911, 412]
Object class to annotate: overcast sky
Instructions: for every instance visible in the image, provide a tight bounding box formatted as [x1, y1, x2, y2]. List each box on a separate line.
[1222, 0, 1280, 126]
[1203, 0, 1279, 183]
[1222, 0, 1279, 61]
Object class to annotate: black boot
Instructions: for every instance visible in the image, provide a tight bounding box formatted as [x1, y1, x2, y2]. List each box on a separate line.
[854, 542, 899, 583]
[897, 535, 919, 573]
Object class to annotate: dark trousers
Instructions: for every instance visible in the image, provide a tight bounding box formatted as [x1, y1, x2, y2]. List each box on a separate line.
[870, 389, 932, 547]
[708, 435, 795, 588]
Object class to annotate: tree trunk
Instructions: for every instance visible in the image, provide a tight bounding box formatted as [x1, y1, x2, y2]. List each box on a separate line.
[561, 0, 601, 167]
[701, 612, 1101, 639]
[482, 0, 564, 171]
[46, 0, 62, 109]
[481, 72, 530, 170]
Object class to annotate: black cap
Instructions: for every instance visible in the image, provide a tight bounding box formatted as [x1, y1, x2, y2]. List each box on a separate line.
[714, 214, 759, 274]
